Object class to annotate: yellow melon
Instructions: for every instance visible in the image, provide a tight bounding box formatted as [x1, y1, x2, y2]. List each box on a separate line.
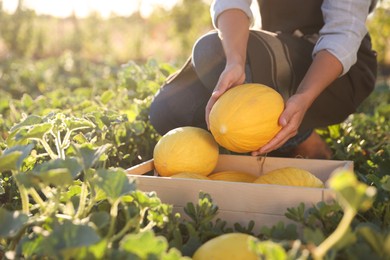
[208, 171, 256, 183]
[192, 233, 259, 260]
[153, 126, 219, 177]
[209, 83, 284, 153]
[171, 172, 210, 180]
[254, 167, 324, 188]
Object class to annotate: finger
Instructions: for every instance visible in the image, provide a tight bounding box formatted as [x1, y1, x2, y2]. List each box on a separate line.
[205, 94, 218, 129]
[258, 130, 296, 154]
[205, 76, 233, 128]
[278, 107, 294, 127]
[253, 119, 299, 155]
[213, 75, 232, 98]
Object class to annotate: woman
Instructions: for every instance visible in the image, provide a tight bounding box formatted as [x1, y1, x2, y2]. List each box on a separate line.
[149, 0, 377, 159]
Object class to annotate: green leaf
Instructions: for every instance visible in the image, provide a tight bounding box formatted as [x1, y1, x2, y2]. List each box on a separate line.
[132, 120, 146, 135]
[20, 235, 45, 258]
[0, 208, 29, 238]
[72, 133, 88, 144]
[15, 122, 53, 141]
[89, 211, 110, 229]
[0, 151, 23, 171]
[42, 220, 101, 257]
[285, 202, 305, 222]
[74, 143, 111, 170]
[131, 190, 162, 208]
[381, 175, 390, 192]
[327, 124, 341, 139]
[250, 240, 287, 260]
[260, 221, 298, 241]
[21, 93, 34, 108]
[13, 172, 41, 189]
[356, 223, 384, 256]
[28, 158, 81, 187]
[328, 169, 377, 212]
[64, 117, 95, 132]
[303, 227, 325, 246]
[34, 157, 82, 179]
[100, 89, 115, 104]
[93, 168, 137, 201]
[0, 144, 35, 171]
[10, 115, 43, 132]
[35, 168, 74, 187]
[120, 231, 168, 258]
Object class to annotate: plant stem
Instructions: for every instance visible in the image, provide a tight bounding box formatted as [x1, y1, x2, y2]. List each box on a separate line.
[56, 130, 65, 159]
[39, 139, 58, 160]
[75, 181, 88, 219]
[29, 188, 45, 211]
[106, 199, 121, 240]
[17, 182, 29, 214]
[12, 171, 30, 215]
[313, 207, 356, 260]
[111, 208, 137, 243]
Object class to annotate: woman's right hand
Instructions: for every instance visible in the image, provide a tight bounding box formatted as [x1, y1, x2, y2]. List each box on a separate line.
[205, 8, 251, 128]
[205, 62, 246, 128]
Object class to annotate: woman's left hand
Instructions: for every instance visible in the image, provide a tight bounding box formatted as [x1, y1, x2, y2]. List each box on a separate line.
[252, 50, 343, 156]
[251, 93, 310, 156]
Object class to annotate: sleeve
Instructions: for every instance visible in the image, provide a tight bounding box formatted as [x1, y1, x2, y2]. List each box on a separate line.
[210, 0, 254, 28]
[313, 0, 372, 76]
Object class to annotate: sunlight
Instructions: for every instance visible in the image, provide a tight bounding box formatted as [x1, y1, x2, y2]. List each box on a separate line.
[2, 0, 179, 18]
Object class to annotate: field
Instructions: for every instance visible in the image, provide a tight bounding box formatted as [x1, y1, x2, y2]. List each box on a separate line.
[0, 1, 390, 259]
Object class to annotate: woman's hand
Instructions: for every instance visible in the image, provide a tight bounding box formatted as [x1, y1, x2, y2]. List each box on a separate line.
[205, 8, 250, 128]
[205, 62, 246, 128]
[251, 94, 311, 156]
[252, 49, 343, 156]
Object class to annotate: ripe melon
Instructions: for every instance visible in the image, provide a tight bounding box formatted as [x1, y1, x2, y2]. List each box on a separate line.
[192, 233, 259, 260]
[153, 126, 219, 177]
[171, 172, 210, 180]
[209, 83, 284, 153]
[254, 167, 324, 188]
[208, 171, 256, 183]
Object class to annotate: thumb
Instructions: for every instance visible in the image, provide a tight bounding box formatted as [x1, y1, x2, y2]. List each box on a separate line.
[278, 109, 293, 127]
[213, 76, 232, 98]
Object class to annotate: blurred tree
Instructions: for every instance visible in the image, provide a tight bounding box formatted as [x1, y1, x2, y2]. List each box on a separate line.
[367, 2, 390, 67]
[0, 0, 36, 57]
[170, 0, 212, 58]
[69, 11, 83, 55]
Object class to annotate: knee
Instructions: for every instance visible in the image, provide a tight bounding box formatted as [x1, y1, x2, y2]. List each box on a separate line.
[192, 32, 226, 90]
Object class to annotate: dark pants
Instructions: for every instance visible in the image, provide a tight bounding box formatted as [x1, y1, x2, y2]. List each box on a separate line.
[149, 30, 377, 150]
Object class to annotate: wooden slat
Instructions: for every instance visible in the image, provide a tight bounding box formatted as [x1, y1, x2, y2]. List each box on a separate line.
[135, 176, 323, 215]
[127, 159, 154, 175]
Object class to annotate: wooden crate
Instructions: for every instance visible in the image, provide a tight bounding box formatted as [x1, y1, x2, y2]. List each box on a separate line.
[126, 155, 353, 232]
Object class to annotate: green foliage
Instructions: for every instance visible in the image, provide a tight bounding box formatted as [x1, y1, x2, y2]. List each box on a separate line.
[0, 56, 174, 169]
[368, 5, 390, 65]
[0, 118, 189, 259]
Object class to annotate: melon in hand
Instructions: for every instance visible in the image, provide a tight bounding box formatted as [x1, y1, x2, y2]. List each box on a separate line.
[209, 83, 284, 153]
